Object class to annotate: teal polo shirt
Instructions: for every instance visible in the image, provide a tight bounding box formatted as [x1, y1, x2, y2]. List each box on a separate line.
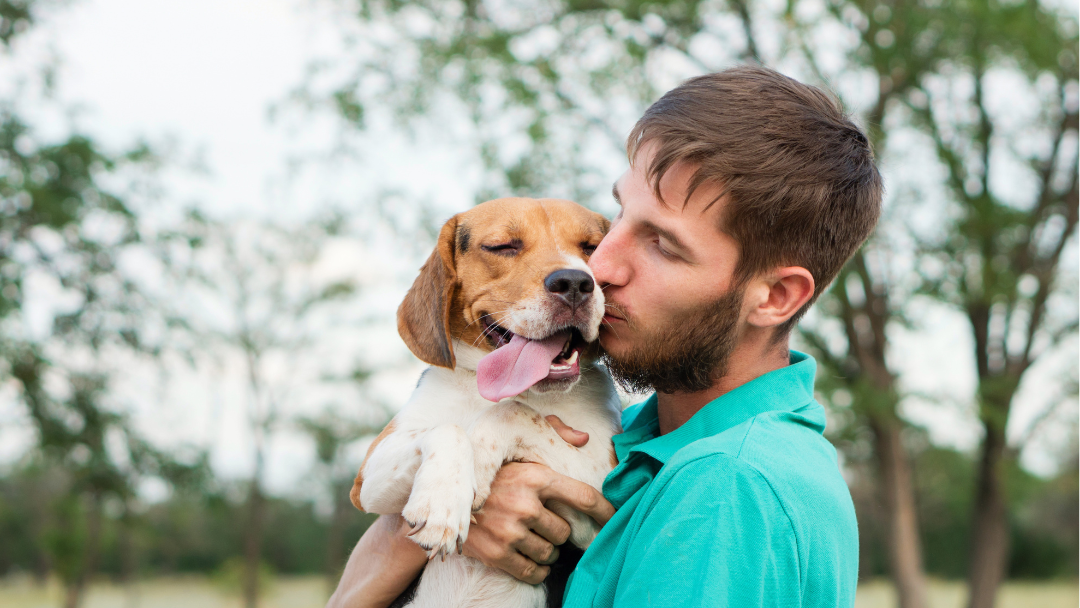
[562, 352, 858, 607]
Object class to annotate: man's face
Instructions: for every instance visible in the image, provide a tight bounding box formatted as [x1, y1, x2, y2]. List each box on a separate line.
[588, 147, 747, 394]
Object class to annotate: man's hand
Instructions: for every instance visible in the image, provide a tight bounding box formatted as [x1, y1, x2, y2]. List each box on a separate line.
[461, 415, 615, 585]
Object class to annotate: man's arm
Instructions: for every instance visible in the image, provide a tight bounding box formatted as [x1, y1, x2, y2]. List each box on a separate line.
[327, 514, 427, 608]
[328, 416, 615, 605]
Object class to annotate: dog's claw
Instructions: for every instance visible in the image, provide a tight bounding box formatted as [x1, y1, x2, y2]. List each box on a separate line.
[470, 514, 478, 525]
[407, 520, 427, 537]
[457, 537, 464, 554]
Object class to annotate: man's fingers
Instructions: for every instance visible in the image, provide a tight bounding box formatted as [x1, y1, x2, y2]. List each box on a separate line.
[503, 553, 551, 585]
[539, 475, 616, 525]
[514, 531, 560, 565]
[545, 414, 590, 448]
[528, 506, 572, 546]
[463, 532, 550, 585]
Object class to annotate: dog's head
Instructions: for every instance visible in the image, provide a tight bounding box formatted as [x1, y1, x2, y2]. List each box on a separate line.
[398, 197, 609, 396]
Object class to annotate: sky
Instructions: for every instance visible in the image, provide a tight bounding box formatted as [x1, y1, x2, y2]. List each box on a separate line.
[0, 0, 1076, 497]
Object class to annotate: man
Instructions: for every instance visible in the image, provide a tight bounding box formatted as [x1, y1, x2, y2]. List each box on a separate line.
[329, 65, 882, 608]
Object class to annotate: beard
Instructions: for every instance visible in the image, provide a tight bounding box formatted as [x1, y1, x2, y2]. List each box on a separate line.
[600, 286, 744, 395]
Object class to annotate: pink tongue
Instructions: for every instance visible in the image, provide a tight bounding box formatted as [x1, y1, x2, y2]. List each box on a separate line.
[477, 332, 571, 402]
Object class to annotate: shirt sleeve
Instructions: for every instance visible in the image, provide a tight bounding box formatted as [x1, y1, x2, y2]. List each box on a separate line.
[612, 454, 802, 608]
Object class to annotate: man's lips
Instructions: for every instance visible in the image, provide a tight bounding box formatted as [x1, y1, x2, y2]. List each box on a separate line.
[602, 305, 628, 324]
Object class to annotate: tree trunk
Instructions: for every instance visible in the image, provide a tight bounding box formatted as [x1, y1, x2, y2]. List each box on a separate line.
[870, 416, 928, 608]
[966, 422, 1010, 608]
[243, 477, 265, 608]
[64, 493, 103, 608]
[120, 507, 140, 608]
[325, 480, 351, 596]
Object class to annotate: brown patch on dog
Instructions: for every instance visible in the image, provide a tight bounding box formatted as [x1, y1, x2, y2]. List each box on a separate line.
[350, 419, 398, 512]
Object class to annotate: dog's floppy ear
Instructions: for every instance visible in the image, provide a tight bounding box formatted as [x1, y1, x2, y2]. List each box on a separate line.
[397, 216, 459, 368]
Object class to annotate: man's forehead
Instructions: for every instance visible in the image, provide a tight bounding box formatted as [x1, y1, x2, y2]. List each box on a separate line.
[613, 172, 727, 226]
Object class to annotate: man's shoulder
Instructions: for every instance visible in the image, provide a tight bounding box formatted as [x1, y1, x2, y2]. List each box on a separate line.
[666, 403, 831, 469]
[661, 404, 855, 531]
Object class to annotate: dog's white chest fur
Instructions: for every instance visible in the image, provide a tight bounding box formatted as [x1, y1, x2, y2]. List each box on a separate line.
[356, 343, 621, 608]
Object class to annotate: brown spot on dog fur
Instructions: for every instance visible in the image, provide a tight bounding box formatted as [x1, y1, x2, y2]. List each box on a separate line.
[350, 419, 398, 512]
[548, 438, 555, 446]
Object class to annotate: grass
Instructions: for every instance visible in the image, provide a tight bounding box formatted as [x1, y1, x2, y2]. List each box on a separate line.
[0, 574, 1075, 607]
[854, 578, 1078, 608]
[0, 575, 329, 608]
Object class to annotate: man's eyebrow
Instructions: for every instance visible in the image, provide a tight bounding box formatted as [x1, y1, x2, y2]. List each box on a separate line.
[611, 183, 622, 205]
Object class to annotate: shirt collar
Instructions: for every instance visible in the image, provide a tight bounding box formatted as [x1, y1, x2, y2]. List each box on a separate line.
[615, 351, 819, 465]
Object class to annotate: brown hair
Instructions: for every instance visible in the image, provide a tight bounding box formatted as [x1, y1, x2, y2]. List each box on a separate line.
[628, 65, 883, 334]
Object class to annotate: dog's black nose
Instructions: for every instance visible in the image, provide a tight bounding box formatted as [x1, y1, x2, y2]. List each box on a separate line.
[545, 269, 594, 309]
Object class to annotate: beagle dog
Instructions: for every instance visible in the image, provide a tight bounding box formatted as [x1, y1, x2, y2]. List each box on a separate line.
[351, 198, 622, 608]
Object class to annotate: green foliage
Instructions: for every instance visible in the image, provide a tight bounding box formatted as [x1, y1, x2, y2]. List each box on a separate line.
[851, 442, 1078, 580]
[0, 0, 32, 47]
[316, 0, 696, 204]
[0, 472, 378, 579]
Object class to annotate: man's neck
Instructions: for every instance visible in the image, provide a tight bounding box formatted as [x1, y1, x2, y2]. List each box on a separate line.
[655, 333, 790, 435]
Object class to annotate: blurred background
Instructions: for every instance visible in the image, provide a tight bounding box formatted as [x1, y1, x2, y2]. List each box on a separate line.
[0, 0, 1075, 607]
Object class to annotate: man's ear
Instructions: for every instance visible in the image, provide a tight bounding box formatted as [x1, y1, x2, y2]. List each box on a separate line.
[745, 266, 815, 328]
[397, 216, 459, 368]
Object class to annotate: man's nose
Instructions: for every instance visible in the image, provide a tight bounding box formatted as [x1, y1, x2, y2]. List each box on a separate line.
[544, 269, 594, 310]
[589, 229, 629, 288]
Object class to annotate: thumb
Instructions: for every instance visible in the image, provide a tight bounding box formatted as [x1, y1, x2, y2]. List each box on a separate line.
[545, 415, 589, 448]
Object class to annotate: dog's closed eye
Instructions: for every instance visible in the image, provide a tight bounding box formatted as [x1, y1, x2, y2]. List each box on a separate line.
[481, 240, 522, 256]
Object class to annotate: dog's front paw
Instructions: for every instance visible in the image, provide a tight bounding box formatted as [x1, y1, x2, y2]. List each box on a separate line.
[548, 500, 602, 550]
[568, 517, 601, 549]
[402, 475, 474, 560]
[471, 486, 489, 512]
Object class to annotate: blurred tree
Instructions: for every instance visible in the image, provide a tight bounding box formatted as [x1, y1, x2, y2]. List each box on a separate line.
[170, 212, 360, 608]
[10, 354, 206, 607]
[301, 0, 756, 204]
[896, 2, 1077, 606]
[789, 0, 962, 602]
[0, 2, 206, 606]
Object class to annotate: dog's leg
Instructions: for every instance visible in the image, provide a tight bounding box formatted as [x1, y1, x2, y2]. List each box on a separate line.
[546, 500, 602, 549]
[357, 429, 426, 515]
[401, 424, 476, 559]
